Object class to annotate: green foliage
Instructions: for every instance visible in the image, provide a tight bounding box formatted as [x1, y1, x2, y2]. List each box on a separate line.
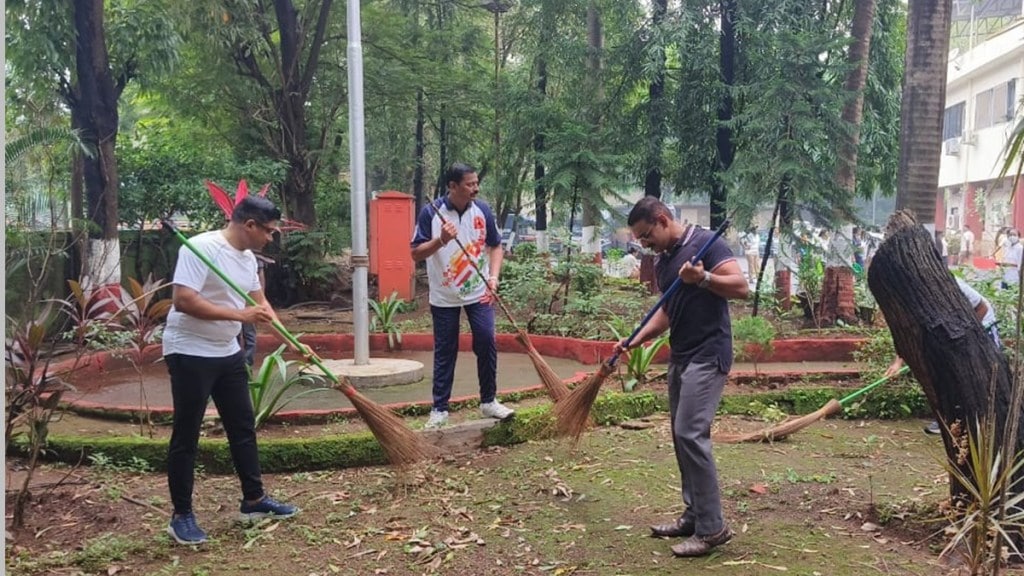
[369, 291, 406, 350]
[249, 345, 327, 429]
[606, 322, 669, 392]
[87, 452, 153, 474]
[732, 315, 777, 364]
[74, 533, 147, 574]
[276, 231, 338, 302]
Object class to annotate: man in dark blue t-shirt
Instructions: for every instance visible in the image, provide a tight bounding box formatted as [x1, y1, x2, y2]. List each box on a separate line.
[615, 197, 749, 558]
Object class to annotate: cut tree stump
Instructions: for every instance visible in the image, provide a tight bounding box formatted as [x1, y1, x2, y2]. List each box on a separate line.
[868, 211, 1020, 500]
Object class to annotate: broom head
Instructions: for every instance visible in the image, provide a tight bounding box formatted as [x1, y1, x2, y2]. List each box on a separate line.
[337, 380, 436, 465]
[715, 398, 843, 443]
[515, 329, 570, 402]
[553, 361, 616, 442]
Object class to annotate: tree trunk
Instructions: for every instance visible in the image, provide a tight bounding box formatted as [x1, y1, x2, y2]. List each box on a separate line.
[581, 2, 603, 264]
[533, 55, 549, 253]
[869, 211, 1021, 501]
[74, 0, 121, 287]
[895, 0, 953, 226]
[414, 87, 425, 215]
[643, 0, 667, 199]
[712, 0, 737, 229]
[268, 0, 333, 226]
[835, 0, 876, 194]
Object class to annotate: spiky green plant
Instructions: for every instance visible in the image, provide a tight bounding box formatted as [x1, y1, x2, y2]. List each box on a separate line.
[369, 291, 406, 351]
[938, 416, 1024, 575]
[249, 345, 327, 428]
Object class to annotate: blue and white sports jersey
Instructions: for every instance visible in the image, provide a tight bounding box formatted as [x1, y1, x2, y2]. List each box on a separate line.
[411, 197, 501, 307]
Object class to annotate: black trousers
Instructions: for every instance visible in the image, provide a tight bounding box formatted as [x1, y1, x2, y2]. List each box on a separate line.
[166, 352, 263, 514]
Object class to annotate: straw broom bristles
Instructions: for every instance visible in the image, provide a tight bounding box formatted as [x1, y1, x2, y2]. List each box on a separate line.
[552, 361, 616, 441]
[714, 399, 843, 443]
[336, 378, 437, 465]
[515, 330, 570, 401]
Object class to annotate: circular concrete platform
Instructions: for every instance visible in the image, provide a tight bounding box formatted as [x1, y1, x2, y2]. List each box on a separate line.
[315, 357, 424, 389]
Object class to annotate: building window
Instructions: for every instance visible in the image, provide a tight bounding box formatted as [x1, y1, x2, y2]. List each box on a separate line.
[975, 80, 1016, 129]
[943, 101, 965, 140]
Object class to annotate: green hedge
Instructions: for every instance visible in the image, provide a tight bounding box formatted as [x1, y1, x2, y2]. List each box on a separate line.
[26, 384, 928, 473]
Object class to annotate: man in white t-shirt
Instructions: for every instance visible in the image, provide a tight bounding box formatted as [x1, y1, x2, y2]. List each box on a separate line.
[411, 163, 514, 429]
[1001, 228, 1023, 288]
[163, 196, 298, 545]
[960, 225, 975, 265]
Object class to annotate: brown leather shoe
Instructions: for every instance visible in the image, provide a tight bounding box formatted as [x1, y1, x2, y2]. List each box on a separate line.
[670, 525, 733, 557]
[650, 516, 695, 538]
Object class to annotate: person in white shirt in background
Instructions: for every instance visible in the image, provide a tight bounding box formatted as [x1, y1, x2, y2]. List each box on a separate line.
[1000, 228, 1023, 289]
[739, 227, 761, 283]
[960, 225, 975, 266]
[620, 245, 641, 279]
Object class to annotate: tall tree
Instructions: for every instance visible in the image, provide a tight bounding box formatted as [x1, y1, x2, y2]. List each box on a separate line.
[711, 0, 737, 229]
[643, 0, 668, 199]
[6, 0, 180, 284]
[894, 0, 953, 226]
[74, 0, 122, 286]
[835, 0, 877, 195]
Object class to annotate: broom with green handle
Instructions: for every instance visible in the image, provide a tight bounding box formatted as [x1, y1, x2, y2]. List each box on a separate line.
[714, 366, 910, 443]
[161, 220, 433, 465]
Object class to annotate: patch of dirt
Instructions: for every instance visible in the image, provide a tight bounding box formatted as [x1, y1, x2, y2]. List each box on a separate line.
[7, 418, 962, 575]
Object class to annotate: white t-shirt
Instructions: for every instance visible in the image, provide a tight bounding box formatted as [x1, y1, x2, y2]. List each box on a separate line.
[961, 230, 975, 254]
[1003, 242, 1023, 286]
[955, 278, 996, 328]
[162, 230, 260, 357]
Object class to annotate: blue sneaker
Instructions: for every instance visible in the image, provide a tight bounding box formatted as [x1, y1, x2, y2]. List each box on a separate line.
[167, 512, 208, 545]
[238, 496, 298, 522]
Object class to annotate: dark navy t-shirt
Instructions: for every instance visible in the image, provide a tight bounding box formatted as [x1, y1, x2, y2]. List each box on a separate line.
[654, 226, 737, 372]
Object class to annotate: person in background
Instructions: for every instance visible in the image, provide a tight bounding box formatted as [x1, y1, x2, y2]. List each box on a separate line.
[240, 253, 272, 367]
[618, 197, 749, 558]
[740, 227, 761, 283]
[885, 277, 999, 434]
[934, 230, 949, 267]
[162, 196, 299, 546]
[852, 227, 866, 272]
[960, 224, 975, 266]
[621, 245, 641, 279]
[1001, 228, 1023, 289]
[411, 163, 514, 429]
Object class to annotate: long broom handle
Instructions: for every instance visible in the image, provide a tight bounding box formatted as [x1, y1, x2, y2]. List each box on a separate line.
[424, 199, 521, 327]
[160, 220, 347, 390]
[611, 220, 732, 366]
[838, 365, 909, 406]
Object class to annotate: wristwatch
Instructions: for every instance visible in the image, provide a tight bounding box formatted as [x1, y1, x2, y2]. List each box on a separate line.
[698, 270, 712, 289]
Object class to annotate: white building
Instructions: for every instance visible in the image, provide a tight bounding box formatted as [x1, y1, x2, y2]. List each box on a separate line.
[938, 17, 1024, 257]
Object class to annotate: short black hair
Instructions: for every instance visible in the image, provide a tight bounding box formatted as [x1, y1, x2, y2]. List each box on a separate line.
[445, 162, 477, 187]
[231, 196, 281, 224]
[627, 196, 672, 226]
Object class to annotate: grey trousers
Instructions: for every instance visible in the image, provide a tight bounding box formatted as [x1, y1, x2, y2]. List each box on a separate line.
[668, 361, 727, 535]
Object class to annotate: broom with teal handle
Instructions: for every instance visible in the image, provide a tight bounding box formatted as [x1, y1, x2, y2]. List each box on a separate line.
[161, 220, 433, 465]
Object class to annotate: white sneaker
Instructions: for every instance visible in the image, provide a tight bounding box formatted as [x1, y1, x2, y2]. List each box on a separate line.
[480, 400, 515, 421]
[424, 410, 449, 429]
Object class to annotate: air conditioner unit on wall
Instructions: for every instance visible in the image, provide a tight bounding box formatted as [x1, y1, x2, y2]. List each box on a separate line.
[962, 130, 977, 145]
[943, 137, 962, 156]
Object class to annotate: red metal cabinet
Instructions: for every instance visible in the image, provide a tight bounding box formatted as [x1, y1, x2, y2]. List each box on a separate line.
[369, 191, 415, 301]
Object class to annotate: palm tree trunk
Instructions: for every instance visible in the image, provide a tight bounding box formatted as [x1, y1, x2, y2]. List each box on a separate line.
[895, 0, 953, 227]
